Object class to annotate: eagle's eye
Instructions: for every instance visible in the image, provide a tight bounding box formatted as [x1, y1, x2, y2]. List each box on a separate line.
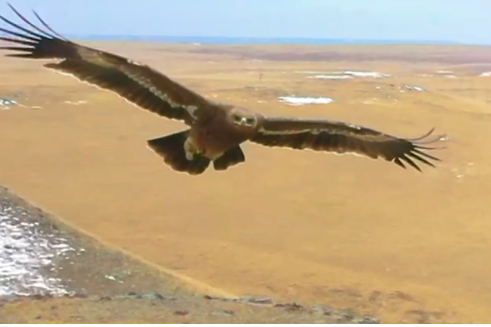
[231, 114, 242, 122]
[230, 112, 255, 127]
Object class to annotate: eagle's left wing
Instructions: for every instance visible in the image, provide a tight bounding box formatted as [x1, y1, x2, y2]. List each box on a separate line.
[0, 4, 211, 125]
[250, 117, 446, 171]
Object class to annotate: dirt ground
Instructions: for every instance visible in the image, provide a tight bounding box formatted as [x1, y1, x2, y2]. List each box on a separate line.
[1, 42, 491, 323]
[0, 186, 377, 323]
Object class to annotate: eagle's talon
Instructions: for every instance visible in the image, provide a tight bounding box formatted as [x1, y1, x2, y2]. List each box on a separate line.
[185, 152, 194, 161]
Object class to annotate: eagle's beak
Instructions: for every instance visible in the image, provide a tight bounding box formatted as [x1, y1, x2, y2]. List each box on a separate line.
[240, 117, 248, 125]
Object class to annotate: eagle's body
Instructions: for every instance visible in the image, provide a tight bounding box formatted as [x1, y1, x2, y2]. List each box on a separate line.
[187, 104, 261, 160]
[0, 5, 446, 175]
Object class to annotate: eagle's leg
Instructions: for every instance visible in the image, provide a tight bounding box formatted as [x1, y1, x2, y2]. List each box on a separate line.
[213, 145, 246, 171]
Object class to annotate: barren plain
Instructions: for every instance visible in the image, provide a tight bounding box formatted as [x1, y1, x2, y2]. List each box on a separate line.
[2, 42, 491, 323]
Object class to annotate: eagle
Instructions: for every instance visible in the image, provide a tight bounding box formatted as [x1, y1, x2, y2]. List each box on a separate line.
[0, 4, 446, 175]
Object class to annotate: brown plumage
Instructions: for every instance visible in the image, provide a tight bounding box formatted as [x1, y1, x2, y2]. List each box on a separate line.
[0, 4, 446, 175]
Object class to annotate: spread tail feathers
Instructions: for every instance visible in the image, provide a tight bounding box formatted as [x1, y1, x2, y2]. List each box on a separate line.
[147, 131, 210, 175]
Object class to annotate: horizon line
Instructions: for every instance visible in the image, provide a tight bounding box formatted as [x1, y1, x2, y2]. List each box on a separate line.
[61, 34, 471, 45]
[2, 30, 487, 45]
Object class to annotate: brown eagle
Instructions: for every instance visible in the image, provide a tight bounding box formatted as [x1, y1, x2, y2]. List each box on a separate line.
[0, 5, 446, 175]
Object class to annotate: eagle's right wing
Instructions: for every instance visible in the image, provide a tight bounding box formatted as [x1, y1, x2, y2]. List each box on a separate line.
[0, 4, 211, 125]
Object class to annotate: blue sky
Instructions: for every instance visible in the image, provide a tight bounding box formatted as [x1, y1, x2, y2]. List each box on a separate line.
[1, 0, 490, 44]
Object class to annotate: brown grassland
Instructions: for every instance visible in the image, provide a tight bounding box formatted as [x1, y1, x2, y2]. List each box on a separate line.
[2, 42, 491, 323]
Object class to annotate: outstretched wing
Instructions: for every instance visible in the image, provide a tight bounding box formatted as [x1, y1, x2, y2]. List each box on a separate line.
[251, 117, 446, 171]
[0, 4, 211, 125]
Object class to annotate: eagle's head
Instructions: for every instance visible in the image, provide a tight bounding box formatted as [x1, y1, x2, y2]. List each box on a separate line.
[228, 107, 259, 129]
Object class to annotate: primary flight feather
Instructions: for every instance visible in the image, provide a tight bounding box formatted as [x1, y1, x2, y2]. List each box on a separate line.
[0, 4, 446, 175]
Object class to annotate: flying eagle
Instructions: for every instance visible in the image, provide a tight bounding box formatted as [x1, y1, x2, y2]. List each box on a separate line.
[0, 5, 446, 175]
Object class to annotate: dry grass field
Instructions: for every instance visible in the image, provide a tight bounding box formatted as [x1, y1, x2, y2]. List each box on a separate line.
[2, 42, 491, 323]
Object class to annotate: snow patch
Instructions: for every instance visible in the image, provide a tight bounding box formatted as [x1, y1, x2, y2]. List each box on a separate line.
[307, 75, 353, 80]
[0, 98, 17, 110]
[279, 96, 334, 106]
[343, 71, 390, 78]
[299, 70, 390, 80]
[0, 204, 82, 298]
[400, 84, 425, 92]
[0, 98, 41, 110]
[64, 100, 88, 105]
